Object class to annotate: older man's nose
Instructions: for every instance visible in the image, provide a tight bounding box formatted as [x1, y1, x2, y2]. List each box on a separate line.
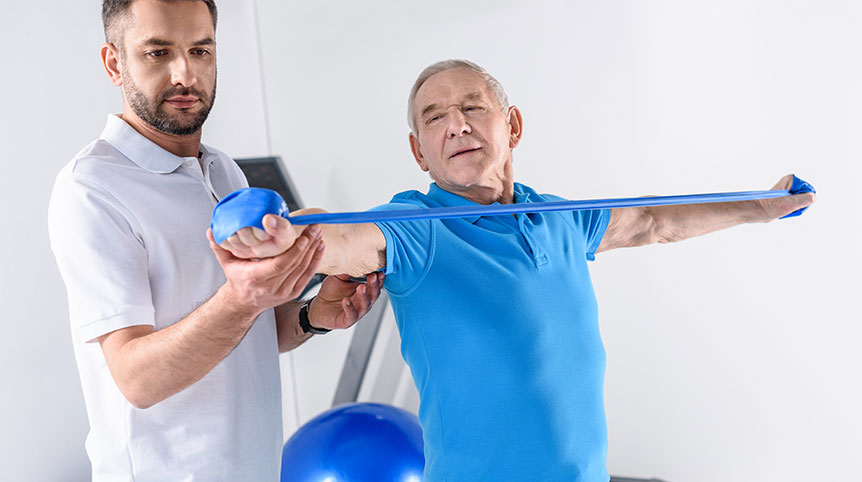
[447, 111, 471, 138]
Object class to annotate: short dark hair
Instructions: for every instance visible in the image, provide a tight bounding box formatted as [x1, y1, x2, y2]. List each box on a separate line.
[102, 0, 218, 47]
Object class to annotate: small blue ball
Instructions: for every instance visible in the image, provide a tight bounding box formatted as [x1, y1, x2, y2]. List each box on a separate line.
[281, 402, 425, 482]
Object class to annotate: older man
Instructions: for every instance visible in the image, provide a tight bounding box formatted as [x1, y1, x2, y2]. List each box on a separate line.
[48, 1, 382, 480]
[223, 59, 814, 481]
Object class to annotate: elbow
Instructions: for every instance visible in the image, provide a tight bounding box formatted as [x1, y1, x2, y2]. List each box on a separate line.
[632, 207, 680, 246]
[115, 379, 159, 410]
[647, 207, 680, 244]
[124, 388, 157, 410]
[129, 399, 154, 410]
[622, 207, 676, 246]
[655, 231, 677, 244]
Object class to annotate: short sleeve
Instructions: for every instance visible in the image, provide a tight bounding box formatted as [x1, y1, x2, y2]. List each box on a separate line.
[369, 203, 435, 296]
[540, 192, 611, 262]
[574, 208, 611, 261]
[48, 173, 155, 343]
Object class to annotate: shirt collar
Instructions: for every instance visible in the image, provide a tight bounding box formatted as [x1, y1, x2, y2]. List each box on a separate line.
[100, 114, 198, 173]
[426, 182, 536, 224]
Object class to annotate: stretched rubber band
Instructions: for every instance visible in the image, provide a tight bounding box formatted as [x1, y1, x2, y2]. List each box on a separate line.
[211, 175, 814, 244]
[286, 190, 790, 225]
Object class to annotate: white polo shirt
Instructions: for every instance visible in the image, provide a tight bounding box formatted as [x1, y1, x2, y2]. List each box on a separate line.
[48, 115, 282, 482]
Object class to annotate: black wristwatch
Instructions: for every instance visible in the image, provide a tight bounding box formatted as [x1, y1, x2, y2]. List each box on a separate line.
[299, 297, 331, 335]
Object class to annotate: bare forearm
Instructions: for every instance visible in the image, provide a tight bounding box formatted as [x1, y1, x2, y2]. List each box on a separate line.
[601, 200, 768, 252]
[649, 200, 768, 244]
[274, 300, 312, 352]
[102, 285, 261, 409]
[315, 224, 385, 277]
[221, 210, 386, 276]
[288, 209, 385, 277]
[598, 175, 814, 253]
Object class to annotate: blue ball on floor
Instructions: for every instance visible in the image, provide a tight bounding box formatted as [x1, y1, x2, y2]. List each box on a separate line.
[280, 402, 425, 482]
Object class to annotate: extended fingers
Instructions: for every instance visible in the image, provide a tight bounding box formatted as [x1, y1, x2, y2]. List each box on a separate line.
[345, 273, 384, 322]
[290, 238, 325, 293]
[340, 296, 359, 325]
[264, 231, 316, 277]
[271, 234, 325, 298]
[349, 284, 369, 316]
[364, 272, 383, 306]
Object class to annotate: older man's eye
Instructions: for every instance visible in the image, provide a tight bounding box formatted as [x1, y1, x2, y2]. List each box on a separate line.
[146, 50, 167, 58]
[192, 49, 210, 56]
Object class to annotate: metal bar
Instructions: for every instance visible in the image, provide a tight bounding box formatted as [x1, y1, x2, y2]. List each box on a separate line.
[332, 291, 390, 406]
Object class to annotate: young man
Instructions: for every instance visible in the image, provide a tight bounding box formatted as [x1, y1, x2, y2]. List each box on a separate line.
[48, 1, 382, 480]
[222, 60, 815, 481]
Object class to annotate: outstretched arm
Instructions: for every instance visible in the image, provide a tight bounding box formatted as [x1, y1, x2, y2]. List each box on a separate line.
[597, 174, 816, 253]
[220, 208, 387, 277]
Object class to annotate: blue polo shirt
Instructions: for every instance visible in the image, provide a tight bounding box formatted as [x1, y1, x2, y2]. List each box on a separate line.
[372, 182, 611, 481]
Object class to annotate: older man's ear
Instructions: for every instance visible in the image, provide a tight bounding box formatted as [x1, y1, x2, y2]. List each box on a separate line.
[409, 133, 430, 172]
[506, 106, 523, 149]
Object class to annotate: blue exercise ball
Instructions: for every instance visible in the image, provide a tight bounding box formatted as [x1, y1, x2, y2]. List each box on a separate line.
[281, 402, 425, 482]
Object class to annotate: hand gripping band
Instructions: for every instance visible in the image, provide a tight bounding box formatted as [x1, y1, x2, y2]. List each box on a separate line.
[211, 176, 815, 244]
[211, 188, 289, 244]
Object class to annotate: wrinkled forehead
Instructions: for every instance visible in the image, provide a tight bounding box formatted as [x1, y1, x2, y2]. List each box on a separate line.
[414, 68, 497, 113]
[124, 0, 215, 46]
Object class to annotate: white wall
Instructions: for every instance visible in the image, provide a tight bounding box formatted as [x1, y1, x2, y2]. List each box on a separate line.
[256, 1, 861, 481]
[2, 0, 859, 481]
[0, 1, 278, 480]
[1, 2, 113, 479]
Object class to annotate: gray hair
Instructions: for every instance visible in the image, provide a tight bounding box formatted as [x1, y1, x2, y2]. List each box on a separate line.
[407, 59, 509, 134]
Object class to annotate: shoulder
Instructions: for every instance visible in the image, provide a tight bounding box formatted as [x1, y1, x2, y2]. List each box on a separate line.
[51, 139, 133, 204]
[514, 182, 566, 203]
[368, 190, 433, 213]
[392, 189, 435, 207]
[515, 182, 610, 233]
[60, 139, 135, 180]
[49, 139, 147, 238]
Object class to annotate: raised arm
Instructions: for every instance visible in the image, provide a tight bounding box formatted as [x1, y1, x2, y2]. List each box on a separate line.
[597, 174, 816, 253]
[220, 208, 387, 277]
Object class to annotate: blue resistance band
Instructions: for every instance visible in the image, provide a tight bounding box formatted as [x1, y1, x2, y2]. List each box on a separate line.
[211, 176, 814, 244]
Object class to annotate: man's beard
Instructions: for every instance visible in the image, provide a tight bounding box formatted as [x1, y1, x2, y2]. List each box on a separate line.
[122, 70, 216, 137]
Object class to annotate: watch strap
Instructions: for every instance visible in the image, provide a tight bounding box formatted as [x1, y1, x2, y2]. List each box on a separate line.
[299, 297, 331, 335]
